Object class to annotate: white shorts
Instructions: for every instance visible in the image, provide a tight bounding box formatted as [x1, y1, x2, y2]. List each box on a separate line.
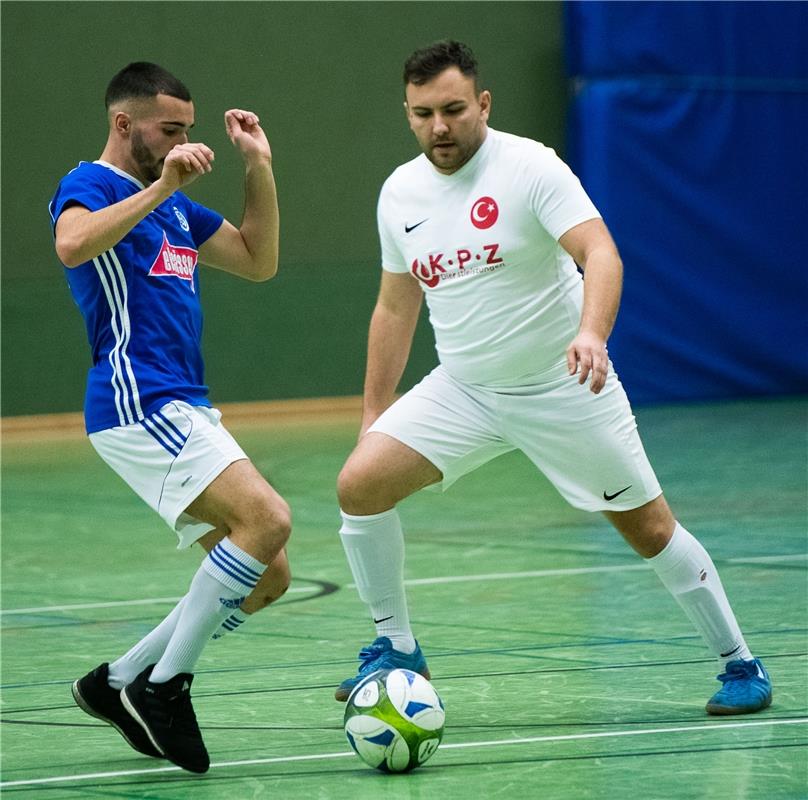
[368, 363, 662, 512]
[89, 401, 247, 549]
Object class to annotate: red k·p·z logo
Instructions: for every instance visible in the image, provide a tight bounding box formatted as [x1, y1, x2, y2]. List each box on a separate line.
[410, 244, 504, 287]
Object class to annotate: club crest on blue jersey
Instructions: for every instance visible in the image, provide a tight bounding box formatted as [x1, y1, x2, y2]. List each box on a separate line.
[173, 206, 190, 231]
[148, 232, 198, 291]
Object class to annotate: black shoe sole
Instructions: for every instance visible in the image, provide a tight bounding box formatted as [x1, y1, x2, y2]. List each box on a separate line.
[72, 680, 164, 759]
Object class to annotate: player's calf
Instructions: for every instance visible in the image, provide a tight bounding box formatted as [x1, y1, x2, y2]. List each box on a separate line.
[212, 549, 291, 639]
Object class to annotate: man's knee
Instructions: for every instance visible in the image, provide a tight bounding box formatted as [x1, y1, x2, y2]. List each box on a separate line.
[234, 491, 291, 563]
[337, 460, 389, 515]
[259, 494, 292, 548]
[337, 461, 362, 510]
[337, 434, 439, 515]
[606, 495, 675, 558]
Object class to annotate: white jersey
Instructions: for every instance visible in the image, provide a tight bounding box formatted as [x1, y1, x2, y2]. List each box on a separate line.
[377, 128, 601, 385]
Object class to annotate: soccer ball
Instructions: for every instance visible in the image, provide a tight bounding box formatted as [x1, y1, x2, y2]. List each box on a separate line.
[343, 668, 445, 772]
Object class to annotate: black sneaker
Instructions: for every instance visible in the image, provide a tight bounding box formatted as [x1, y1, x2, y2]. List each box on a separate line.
[120, 667, 210, 774]
[71, 663, 163, 759]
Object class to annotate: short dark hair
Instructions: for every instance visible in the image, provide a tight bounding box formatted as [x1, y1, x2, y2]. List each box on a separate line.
[105, 62, 191, 109]
[403, 40, 480, 89]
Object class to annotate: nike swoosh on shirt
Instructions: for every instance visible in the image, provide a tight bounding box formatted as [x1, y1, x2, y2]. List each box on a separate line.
[404, 219, 428, 233]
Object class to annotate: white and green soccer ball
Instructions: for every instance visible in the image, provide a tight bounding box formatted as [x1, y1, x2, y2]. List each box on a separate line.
[343, 668, 445, 773]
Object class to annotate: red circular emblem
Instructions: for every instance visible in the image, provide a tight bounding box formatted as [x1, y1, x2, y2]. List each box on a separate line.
[470, 196, 499, 229]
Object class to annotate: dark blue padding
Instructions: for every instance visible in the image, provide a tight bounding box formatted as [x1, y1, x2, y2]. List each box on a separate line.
[564, 2, 808, 403]
[565, 1, 808, 80]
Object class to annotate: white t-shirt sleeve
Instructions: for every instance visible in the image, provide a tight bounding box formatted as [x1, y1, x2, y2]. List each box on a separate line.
[377, 180, 409, 273]
[524, 146, 601, 241]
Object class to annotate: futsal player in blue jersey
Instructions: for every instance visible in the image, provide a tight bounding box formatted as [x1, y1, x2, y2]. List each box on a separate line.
[49, 62, 290, 774]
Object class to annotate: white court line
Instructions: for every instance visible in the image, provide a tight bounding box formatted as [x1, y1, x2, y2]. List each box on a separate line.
[363, 552, 807, 588]
[3, 554, 805, 616]
[1, 717, 805, 788]
[730, 554, 808, 564]
[397, 563, 648, 587]
[0, 586, 314, 616]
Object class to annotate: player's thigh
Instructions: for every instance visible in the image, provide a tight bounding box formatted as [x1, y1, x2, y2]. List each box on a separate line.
[338, 432, 443, 513]
[186, 458, 290, 537]
[339, 367, 512, 512]
[508, 368, 661, 512]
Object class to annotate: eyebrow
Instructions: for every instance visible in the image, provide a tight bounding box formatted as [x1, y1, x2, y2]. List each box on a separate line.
[160, 120, 194, 128]
[411, 100, 467, 112]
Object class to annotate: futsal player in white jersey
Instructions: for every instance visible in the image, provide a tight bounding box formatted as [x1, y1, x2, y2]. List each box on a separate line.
[334, 41, 772, 716]
[50, 63, 290, 773]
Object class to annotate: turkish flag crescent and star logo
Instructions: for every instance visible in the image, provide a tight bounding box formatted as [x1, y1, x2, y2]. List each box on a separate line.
[470, 196, 499, 229]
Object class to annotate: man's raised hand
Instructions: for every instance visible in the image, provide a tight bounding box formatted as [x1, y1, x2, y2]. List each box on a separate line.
[224, 109, 272, 165]
[159, 142, 215, 191]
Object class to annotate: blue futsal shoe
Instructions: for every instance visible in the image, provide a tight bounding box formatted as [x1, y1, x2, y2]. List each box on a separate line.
[706, 658, 772, 715]
[335, 636, 430, 702]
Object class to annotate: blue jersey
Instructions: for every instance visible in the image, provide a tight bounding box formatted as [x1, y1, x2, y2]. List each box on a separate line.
[49, 161, 224, 433]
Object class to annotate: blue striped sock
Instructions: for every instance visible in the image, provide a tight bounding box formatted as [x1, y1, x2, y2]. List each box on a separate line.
[213, 606, 250, 640]
[150, 538, 266, 683]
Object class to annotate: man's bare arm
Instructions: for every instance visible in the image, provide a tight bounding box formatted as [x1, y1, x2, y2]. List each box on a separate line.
[54, 143, 214, 267]
[360, 270, 424, 436]
[559, 217, 623, 394]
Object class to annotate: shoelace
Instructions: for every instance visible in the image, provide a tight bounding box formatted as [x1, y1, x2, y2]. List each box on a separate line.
[356, 643, 387, 673]
[715, 662, 764, 696]
[144, 686, 199, 734]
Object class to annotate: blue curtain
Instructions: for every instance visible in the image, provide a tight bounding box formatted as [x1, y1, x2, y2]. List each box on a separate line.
[564, 1, 808, 403]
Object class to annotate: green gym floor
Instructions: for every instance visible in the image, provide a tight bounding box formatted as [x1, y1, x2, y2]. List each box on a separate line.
[2, 398, 806, 799]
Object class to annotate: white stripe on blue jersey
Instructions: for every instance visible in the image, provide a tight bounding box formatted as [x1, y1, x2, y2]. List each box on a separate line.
[93, 250, 133, 426]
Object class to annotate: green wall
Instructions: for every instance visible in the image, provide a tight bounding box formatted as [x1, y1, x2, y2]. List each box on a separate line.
[1, 1, 565, 416]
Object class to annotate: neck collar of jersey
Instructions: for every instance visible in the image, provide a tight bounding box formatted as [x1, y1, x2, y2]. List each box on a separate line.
[94, 160, 146, 191]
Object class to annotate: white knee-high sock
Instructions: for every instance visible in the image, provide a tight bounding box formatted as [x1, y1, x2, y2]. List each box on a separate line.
[149, 537, 266, 683]
[340, 508, 415, 653]
[107, 596, 188, 690]
[648, 522, 753, 667]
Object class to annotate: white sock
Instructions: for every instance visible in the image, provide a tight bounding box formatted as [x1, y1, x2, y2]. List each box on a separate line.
[212, 606, 250, 640]
[340, 508, 416, 654]
[149, 537, 266, 683]
[107, 596, 187, 690]
[648, 522, 753, 668]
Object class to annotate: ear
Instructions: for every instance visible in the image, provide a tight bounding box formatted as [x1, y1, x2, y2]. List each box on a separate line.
[479, 90, 492, 122]
[113, 111, 132, 137]
[403, 100, 415, 131]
